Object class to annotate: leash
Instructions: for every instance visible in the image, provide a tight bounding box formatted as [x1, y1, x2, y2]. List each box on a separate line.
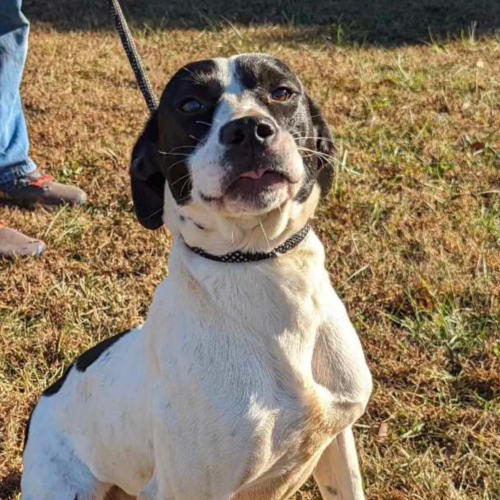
[107, 0, 158, 113]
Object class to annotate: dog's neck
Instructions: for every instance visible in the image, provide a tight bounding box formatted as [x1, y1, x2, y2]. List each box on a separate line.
[161, 222, 328, 330]
[149, 221, 329, 366]
[162, 185, 321, 256]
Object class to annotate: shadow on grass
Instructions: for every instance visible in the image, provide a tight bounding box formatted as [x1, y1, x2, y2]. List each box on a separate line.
[25, 0, 500, 47]
[0, 470, 20, 499]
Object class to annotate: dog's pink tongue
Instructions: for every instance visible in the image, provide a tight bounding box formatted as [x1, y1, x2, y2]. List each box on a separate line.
[240, 169, 266, 180]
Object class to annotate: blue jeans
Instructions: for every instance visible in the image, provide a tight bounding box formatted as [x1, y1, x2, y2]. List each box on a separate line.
[0, 0, 36, 187]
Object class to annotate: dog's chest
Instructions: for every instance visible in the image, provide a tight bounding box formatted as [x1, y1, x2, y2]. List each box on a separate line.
[154, 306, 335, 497]
[148, 246, 342, 496]
[230, 374, 337, 493]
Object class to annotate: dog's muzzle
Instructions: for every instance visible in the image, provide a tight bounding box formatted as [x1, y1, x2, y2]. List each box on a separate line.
[217, 115, 294, 203]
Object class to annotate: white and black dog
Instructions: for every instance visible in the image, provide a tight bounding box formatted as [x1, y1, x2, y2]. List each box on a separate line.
[22, 54, 372, 500]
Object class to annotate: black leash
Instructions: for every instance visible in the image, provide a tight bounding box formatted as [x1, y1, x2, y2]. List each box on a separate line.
[107, 0, 158, 113]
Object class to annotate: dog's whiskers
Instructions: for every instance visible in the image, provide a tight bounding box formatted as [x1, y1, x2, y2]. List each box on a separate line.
[144, 206, 164, 221]
[175, 193, 192, 204]
[189, 135, 205, 145]
[170, 172, 192, 187]
[195, 120, 220, 127]
[297, 146, 336, 164]
[258, 217, 272, 253]
[177, 176, 192, 200]
[289, 132, 335, 145]
[181, 67, 205, 86]
[160, 152, 191, 158]
[167, 158, 189, 171]
[230, 212, 242, 245]
[170, 145, 197, 152]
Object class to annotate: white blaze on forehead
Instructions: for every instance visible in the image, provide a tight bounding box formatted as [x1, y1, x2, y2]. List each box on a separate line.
[212, 56, 272, 123]
[213, 57, 241, 94]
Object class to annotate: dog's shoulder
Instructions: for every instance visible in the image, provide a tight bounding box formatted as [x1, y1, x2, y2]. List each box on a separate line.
[312, 287, 373, 405]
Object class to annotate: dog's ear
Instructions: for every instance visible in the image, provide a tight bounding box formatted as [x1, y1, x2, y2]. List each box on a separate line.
[307, 95, 335, 198]
[130, 111, 165, 230]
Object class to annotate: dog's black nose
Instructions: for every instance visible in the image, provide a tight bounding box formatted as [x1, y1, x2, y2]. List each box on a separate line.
[219, 116, 277, 149]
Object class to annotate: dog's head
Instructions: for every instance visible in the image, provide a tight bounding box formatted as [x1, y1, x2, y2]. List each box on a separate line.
[131, 54, 334, 254]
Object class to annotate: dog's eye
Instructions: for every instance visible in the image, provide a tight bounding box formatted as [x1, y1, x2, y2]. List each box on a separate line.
[271, 87, 293, 102]
[179, 98, 204, 113]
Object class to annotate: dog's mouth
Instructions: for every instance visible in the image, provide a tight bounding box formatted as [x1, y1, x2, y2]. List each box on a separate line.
[199, 158, 298, 210]
[197, 144, 304, 212]
[225, 168, 291, 200]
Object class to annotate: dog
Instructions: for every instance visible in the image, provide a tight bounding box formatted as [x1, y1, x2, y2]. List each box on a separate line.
[21, 53, 373, 500]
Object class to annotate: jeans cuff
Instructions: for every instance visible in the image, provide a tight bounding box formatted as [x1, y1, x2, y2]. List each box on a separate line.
[0, 158, 37, 189]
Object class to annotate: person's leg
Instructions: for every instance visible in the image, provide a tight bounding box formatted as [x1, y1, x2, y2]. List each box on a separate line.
[0, 0, 36, 185]
[0, 0, 86, 208]
[0, 1, 84, 257]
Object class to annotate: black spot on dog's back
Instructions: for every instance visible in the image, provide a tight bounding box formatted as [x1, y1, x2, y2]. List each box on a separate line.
[26, 363, 76, 446]
[43, 364, 75, 396]
[23, 408, 34, 450]
[41, 329, 132, 399]
[25, 330, 133, 451]
[76, 329, 131, 372]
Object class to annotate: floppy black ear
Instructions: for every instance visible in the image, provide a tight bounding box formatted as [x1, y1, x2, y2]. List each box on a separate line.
[307, 95, 335, 198]
[130, 112, 166, 230]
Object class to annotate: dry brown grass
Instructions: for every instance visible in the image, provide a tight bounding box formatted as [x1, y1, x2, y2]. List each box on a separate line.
[1, 1, 500, 499]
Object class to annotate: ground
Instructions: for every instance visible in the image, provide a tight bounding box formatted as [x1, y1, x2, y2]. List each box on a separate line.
[0, 1, 499, 499]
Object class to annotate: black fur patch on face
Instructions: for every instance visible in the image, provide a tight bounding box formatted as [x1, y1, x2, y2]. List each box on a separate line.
[130, 60, 224, 228]
[234, 55, 301, 94]
[233, 55, 334, 203]
[158, 60, 224, 204]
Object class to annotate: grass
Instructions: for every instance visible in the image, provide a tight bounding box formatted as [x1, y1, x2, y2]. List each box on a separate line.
[1, 1, 500, 499]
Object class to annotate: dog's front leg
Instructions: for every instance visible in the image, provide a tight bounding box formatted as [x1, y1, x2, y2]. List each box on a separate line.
[313, 426, 365, 500]
[137, 476, 158, 500]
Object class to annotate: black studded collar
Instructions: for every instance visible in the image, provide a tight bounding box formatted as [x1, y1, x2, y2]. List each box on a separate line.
[185, 223, 311, 263]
